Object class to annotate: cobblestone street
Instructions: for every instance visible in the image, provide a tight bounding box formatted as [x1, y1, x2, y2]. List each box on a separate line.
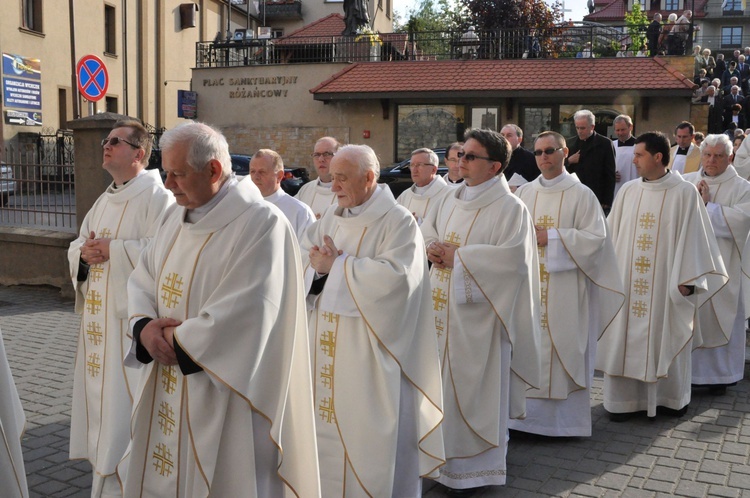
[2, 284, 750, 497]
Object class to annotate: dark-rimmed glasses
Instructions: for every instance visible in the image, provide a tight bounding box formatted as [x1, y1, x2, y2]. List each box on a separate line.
[311, 152, 335, 159]
[101, 137, 140, 149]
[533, 147, 563, 157]
[457, 151, 496, 162]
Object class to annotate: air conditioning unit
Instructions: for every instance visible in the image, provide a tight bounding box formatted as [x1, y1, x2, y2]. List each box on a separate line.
[234, 29, 253, 42]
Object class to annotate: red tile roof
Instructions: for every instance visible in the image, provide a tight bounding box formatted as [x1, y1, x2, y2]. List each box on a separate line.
[585, 0, 707, 20]
[275, 14, 407, 48]
[310, 57, 696, 99]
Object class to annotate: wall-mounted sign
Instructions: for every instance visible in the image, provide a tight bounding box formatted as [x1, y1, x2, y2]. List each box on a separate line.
[3, 77, 42, 111]
[178, 90, 197, 119]
[4, 109, 42, 126]
[2, 53, 41, 80]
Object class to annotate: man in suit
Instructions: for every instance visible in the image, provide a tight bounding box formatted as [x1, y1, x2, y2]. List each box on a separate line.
[668, 121, 701, 174]
[566, 109, 617, 213]
[500, 124, 541, 183]
[646, 13, 662, 57]
[724, 85, 745, 128]
[737, 54, 750, 95]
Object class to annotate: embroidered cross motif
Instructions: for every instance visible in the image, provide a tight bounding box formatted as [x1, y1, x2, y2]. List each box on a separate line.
[85, 290, 103, 315]
[634, 256, 651, 274]
[539, 264, 549, 283]
[152, 443, 174, 477]
[158, 402, 176, 436]
[89, 265, 104, 283]
[86, 322, 103, 346]
[633, 278, 650, 295]
[435, 317, 445, 338]
[320, 330, 336, 358]
[540, 312, 549, 329]
[444, 232, 461, 246]
[631, 300, 649, 318]
[435, 268, 452, 283]
[320, 364, 334, 389]
[161, 366, 177, 394]
[432, 288, 447, 311]
[319, 397, 335, 424]
[536, 214, 555, 229]
[322, 312, 339, 324]
[160, 273, 183, 309]
[87, 353, 101, 377]
[636, 234, 654, 252]
[639, 213, 656, 230]
[98, 228, 112, 239]
[540, 287, 548, 305]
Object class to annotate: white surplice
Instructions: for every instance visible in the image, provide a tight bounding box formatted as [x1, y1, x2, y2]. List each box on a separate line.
[121, 177, 320, 498]
[0, 327, 28, 498]
[421, 175, 541, 488]
[511, 172, 624, 437]
[295, 179, 337, 220]
[299, 185, 444, 498]
[685, 166, 750, 385]
[265, 188, 316, 239]
[67, 169, 172, 484]
[396, 175, 450, 225]
[613, 139, 636, 199]
[733, 135, 750, 180]
[598, 173, 728, 416]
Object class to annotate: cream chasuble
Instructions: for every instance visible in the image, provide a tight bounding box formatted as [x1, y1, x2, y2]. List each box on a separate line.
[68, 169, 172, 479]
[685, 166, 750, 384]
[299, 185, 444, 498]
[396, 175, 450, 225]
[733, 136, 750, 180]
[0, 328, 28, 498]
[598, 173, 727, 416]
[295, 179, 337, 220]
[122, 177, 320, 498]
[421, 176, 542, 488]
[511, 173, 624, 437]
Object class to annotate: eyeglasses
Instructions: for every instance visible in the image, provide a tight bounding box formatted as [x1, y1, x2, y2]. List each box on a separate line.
[410, 162, 436, 168]
[311, 152, 335, 159]
[533, 147, 563, 157]
[457, 151, 496, 162]
[445, 158, 459, 163]
[101, 136, 140, 148]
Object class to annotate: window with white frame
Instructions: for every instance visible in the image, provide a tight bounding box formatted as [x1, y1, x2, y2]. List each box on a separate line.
[721, 26, 743, 47]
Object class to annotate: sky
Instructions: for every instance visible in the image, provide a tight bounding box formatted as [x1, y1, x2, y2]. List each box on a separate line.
[392, 0, 592, 24]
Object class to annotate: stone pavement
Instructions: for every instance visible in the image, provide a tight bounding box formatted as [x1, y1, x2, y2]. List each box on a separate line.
[2, 284, 750, 497]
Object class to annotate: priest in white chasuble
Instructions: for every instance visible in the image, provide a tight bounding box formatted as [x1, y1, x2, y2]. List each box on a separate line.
[511, 131, 624, 438]
[121, 122, 320, 498]
[396, 147, 450, 225]
[0, 327, 28, 498]
[685, 134, 750, 393]
[598, 131, 728, 422]
[299, 144, 444, 498]
[296, 136, 340, 219]
[421, 129, 542, 493]
[67, 119, 173, 497]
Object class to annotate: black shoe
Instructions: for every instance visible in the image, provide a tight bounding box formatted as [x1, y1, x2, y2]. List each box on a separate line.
[447, 486, 486, 497]
[609, 411, 637, 422]
[656, 404, 688, 417]
[708, 385, 727, 395]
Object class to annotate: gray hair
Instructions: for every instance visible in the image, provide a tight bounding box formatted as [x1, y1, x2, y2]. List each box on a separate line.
[160, 122, 231, 176]
[668, 13, 677, 22]
[501, 124, 523, 138]
[253, 149, 284, 173]
[613, 114, 633, 127]
[411, 148, 439, 167]
[703, 48, 711, 55]
[573, 109, 595, 126]
[336, 144, 380, 180]
[700, 133, 733, 156]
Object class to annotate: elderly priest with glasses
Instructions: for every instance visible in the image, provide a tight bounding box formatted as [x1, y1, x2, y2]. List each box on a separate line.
[421, 129, 541, 495]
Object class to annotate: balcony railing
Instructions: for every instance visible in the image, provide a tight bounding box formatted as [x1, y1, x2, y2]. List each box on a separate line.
[261, 0, 302, 20]
[195, 23, 684, 68]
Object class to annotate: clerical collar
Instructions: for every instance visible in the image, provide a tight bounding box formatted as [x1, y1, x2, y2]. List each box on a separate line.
[412, 176, 438, 195]
[580, 132, 595, 142]
[676, 147, 689, 155]
[342, 184, 382, 218]
[110, 168, 147, 191]
[617, 137, 635, 147]
[539, 169, 569, 187]
[185, 174, 237, 223]
[643, 170, 670, 183]
[446, 175, 463, 184]
[460, 176, 499, 201]
[317, 179, 332, 188]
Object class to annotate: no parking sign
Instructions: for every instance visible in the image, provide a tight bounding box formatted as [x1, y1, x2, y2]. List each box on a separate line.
[76, 55, 109, 102]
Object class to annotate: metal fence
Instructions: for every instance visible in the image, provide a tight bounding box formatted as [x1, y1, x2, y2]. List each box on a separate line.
[1, 128, 76, 232]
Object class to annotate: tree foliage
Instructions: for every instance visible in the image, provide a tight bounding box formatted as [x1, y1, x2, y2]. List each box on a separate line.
[624, 2, 649, 52]
[461, 0, 562, 31]
[394, 0, 467, 33]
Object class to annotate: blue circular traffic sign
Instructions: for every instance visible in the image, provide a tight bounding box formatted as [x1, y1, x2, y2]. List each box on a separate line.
[76, 55, 109, 102]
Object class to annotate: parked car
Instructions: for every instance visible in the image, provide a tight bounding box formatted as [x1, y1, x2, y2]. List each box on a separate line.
[377, 148, 447, 197]
[230, 153, 310, 196]
[0, 162, 16, 205]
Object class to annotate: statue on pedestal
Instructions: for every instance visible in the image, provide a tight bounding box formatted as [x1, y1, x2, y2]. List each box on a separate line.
[343, 0, 369, 36]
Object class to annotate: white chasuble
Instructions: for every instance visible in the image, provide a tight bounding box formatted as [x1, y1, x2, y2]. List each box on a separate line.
[511, 175, 624, 437]
[685, 166, 750, 384]
[123, 177, 320, 498]
[295, 180, 337, 220]
[421, 176, 542, 487]
[68, 170, 172, 479]
[598, 173, 727, 415]
[300, 185, 444, 498]
[396, 175, 449, 225]
[0, 328, 28, 498]
[614, 140, 636, 199]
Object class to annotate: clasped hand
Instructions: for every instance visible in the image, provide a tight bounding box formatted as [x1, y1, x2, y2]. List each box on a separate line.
[80, 231, 112, 265]
[426, 241, 457, 269]
[309, 235, 342, 275]
[141, 317, 182, 365]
